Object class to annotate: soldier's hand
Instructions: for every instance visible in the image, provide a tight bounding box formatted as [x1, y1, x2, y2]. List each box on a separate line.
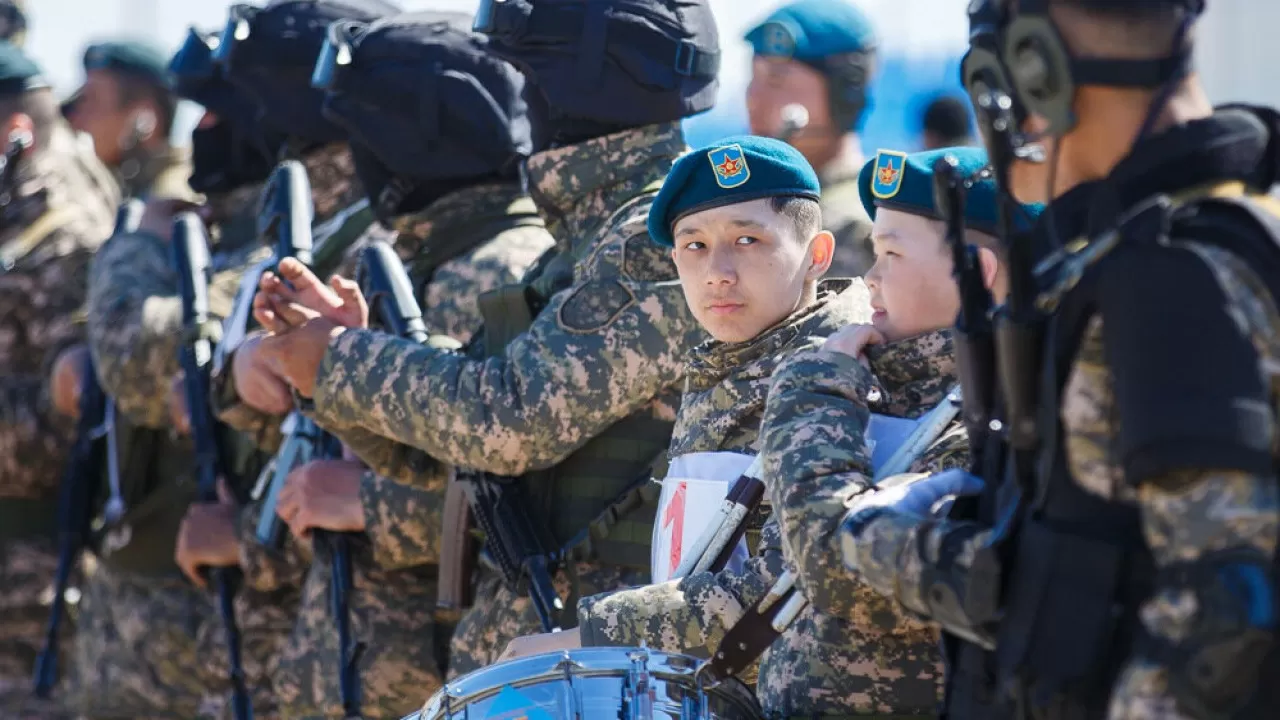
[275, 458, 366, 542]
[497, 630, 582, 663]
[50, 343, 89, 418]
[256, 316, 346, 398]
[231, 332, 295, 414]
[175, 480, 242, 589]
[254, 257, 368, 331]
[823, 324, 885, 366]
[169, 372, 190, 435]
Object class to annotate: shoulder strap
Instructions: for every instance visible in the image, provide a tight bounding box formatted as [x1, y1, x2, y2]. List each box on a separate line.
[410, 196, 544, 292]
[0, 206, 76, 271]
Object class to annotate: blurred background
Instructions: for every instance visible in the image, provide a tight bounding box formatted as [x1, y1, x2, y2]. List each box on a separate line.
[24, 0, 1277, 153]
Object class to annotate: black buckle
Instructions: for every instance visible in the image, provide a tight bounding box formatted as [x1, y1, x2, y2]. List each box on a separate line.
[675, 40, 697, 77]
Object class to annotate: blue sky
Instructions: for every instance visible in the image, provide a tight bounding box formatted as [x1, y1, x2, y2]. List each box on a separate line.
[23, 0, 972, 153]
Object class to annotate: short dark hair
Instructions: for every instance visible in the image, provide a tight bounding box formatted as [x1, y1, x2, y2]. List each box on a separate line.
[115, 72, 176, 137]
[922, 95, 972, 144]
[0, 87, 58, 148]
[771, 195, 822, 240]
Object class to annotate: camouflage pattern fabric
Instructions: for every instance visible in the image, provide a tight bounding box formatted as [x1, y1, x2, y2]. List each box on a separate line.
[68, 561, 219, 719]
[0, 123, 118, 710]
[820, 153, 874, 279]
[306, 121, 703, 486]
[115, 143, 197, 202]
[0, 123, 118, 499]
[86, 182, 270, 428]
[388, 182, 553, 344]
[211, 143, 391, 450]
[449, 563, 651, 680]
[757, 329, 964, 716]
[238, 181, 553, 716]
[575, 281, 872, 684]
[0, 538, 73, 719]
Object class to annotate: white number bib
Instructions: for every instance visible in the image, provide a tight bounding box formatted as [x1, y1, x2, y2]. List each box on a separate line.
[650, 452, 755, 584]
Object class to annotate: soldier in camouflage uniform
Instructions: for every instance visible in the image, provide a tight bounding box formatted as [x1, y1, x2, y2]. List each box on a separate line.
[837, 2, 1280, 717]
[64, 40, 193, 201]
[0, 44, 119, 718]
[72, 29, 292, 719]
[752, 148, 1040, 718]
[240, 0, 721, 678]
[744, 0, 877, 278]
[176, 14, 555, 716]
[495, 138, 870, 683]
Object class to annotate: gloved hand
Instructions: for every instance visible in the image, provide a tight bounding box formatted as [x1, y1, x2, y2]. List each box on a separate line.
[843, 469, 984, 537]
[839, 469, 984, 577]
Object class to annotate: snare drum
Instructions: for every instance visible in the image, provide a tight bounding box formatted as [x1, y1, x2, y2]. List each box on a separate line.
[411, 647, 762, 720]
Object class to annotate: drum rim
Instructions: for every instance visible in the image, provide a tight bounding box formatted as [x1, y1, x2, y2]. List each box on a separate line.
[420, 648, 761, 718]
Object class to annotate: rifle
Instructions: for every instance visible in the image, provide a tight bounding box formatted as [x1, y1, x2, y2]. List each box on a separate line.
[172, 212, 253, 720]
[253, 161, 364, 718]
[455, 470, 565, 632]
[32, 199, 144, 698]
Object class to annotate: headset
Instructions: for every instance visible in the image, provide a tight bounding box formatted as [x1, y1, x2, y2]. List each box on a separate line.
[961, 0, 1205, 139]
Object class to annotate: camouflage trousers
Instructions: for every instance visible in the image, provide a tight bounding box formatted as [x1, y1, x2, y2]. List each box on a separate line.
[0, 538, 74, 719]
[68, 558, 222, 719]
[196, 585, 299, 720]
[271, 555, 447, 719]
[447, 560, 649, 680]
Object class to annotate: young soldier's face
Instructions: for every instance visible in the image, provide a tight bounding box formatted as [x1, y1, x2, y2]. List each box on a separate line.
[672, 198, 829, 343]
[865, 208, 961, 342]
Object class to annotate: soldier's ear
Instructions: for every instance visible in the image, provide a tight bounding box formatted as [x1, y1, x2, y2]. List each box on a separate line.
[807, 230, 835, 280]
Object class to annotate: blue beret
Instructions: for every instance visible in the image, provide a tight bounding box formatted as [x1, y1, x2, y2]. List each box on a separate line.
[648, 135, 820, 247]
[744, 0, 876, 65]
[84, 40, 172, 90]
[858, 147, 1043, 235]
[0, 41, 44, 97]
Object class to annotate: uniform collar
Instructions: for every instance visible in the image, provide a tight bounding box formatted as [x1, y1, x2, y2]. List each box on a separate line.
[685, 278, 865, 391]
[865, 328, 956, 418]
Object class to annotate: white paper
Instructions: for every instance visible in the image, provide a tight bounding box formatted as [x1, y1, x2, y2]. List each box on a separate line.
[651, 452, 755, 583]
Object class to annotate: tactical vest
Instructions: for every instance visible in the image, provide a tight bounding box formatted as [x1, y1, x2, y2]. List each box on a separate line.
[470, 184, 670, 576]
[949, 183, 1280, 720]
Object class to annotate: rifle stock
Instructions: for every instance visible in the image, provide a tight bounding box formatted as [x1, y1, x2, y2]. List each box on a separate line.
[173, 212, 253, 720]
[32, 198, 145, 698]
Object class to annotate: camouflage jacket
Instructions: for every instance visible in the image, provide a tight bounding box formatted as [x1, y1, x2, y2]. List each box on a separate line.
[115, 142, 196, 202]
[211, 144, 388, 449]
[0, 123, 118, 501]
[758, 329, 964, 716]
[844, 240, 1280, 717]
[307, 122, 703, 481]
[820, 151, 874, 279]
[575, 281, 870, 667]
[86, 182, 268, 428]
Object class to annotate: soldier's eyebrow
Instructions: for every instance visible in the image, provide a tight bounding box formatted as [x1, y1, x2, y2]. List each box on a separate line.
[727, 218, 769, 231]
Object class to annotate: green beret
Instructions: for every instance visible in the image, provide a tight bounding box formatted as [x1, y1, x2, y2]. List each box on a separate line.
[744, 0, 876, 65]
[648, 135, 821, 247]
[858, 147, 1043, 235]
[0, 41, 45, 97]
[83, 40, 172, 90]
